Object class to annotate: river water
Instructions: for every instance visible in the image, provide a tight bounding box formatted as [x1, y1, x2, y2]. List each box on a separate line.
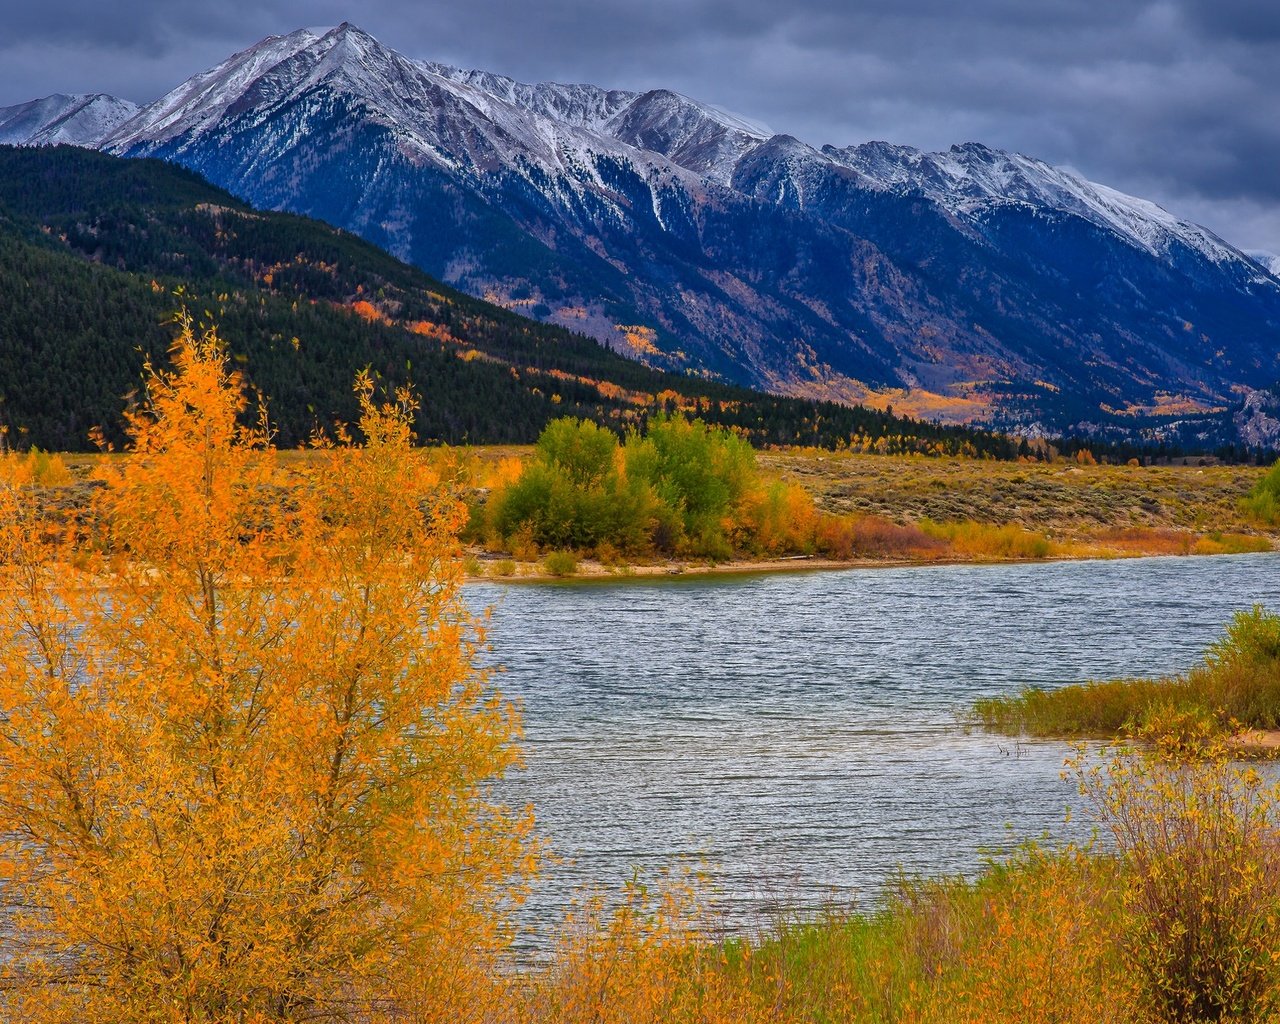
[469, 553, 1280, 937]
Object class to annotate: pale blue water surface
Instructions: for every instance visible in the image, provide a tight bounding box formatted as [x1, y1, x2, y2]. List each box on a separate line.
[468, 553, 1280, 938]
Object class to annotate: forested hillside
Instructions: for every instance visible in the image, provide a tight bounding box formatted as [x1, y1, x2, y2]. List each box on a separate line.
[0, 145, 1024, 454]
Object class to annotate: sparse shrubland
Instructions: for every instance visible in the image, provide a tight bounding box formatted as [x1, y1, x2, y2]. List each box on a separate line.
[766, 449, 1277, 546]
[461, 437, 1277, 574]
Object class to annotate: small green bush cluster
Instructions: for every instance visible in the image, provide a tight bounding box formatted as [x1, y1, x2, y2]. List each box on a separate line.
[542, 550, 578, 577]
[478, 416, 763, 560]
[485, 419, 654, 554]
[1242, 458, 1280, 525]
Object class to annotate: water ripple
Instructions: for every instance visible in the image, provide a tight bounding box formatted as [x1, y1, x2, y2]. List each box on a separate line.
[470, 553, 1280, 939]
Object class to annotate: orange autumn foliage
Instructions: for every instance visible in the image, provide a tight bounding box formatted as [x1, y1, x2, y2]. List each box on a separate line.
[408, 319, 460, 345]
[0, 314, 533, 1022]
[520, 878, 779, 1024]
[350, 298, 390, 323]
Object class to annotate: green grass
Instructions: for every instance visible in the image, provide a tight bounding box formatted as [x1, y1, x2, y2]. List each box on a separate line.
[1243, 458, 1280, 526]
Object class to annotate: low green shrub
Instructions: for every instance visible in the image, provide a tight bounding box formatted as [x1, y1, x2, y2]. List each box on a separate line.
[1242, 459, 1280, 525]
[542, 550, 578, 577]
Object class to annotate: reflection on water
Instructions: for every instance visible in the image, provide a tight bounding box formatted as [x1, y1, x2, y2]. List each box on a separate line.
[469, 553, 1280, 939]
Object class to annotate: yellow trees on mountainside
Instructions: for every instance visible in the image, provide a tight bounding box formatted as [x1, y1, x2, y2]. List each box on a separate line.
[0, 316, 532, 1022]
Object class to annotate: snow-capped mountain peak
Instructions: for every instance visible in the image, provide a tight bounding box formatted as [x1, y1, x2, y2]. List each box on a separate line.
[96, 22, 1253, 275]
[600, 88, 771, 183]
[411, 62, 773, 184]
[104, 24, 729, 197]
[0, 93, 139, 148]
[107, 28, 324, 147]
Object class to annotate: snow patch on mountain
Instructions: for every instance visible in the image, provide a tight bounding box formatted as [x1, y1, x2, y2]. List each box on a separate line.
[823, 141, 1246, 267]
[419, 63, 636, 132]
[107, 29, 325, 147]
[1247, 250, 1280, 278]
[0, 94, 139, 147]
[601, 89, 770, 183]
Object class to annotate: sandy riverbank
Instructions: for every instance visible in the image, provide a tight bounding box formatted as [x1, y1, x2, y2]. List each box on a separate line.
[461, 541, 1277, 584]
[1228, 730, 1280, 757]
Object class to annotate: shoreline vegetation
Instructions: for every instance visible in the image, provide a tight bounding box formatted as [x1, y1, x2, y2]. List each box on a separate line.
[7, 331, 1280, 1020]
[463, 545, 1275, 584]
[12, 430, 1279, 582]
[972, 605, 1280, 751]
[458, 417, 1279, 581]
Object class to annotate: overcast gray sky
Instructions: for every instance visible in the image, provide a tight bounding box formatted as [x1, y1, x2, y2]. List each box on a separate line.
[3, 0, 1279, 254]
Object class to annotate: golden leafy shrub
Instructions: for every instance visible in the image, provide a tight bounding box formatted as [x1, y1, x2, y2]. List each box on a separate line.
[523, 876, 775, 1024]
[0, 317, 532, 1022]
[1075, 729, 1280, 1024]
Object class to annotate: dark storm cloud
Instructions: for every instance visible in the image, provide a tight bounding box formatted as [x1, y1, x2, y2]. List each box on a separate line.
[2, 0, 1279, 252]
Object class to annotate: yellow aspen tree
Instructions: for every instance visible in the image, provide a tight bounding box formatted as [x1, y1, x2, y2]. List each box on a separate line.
[0, 315, 532, 1022]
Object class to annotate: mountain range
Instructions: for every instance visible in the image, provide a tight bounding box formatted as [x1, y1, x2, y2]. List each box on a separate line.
[4, 23, 1280, 444]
